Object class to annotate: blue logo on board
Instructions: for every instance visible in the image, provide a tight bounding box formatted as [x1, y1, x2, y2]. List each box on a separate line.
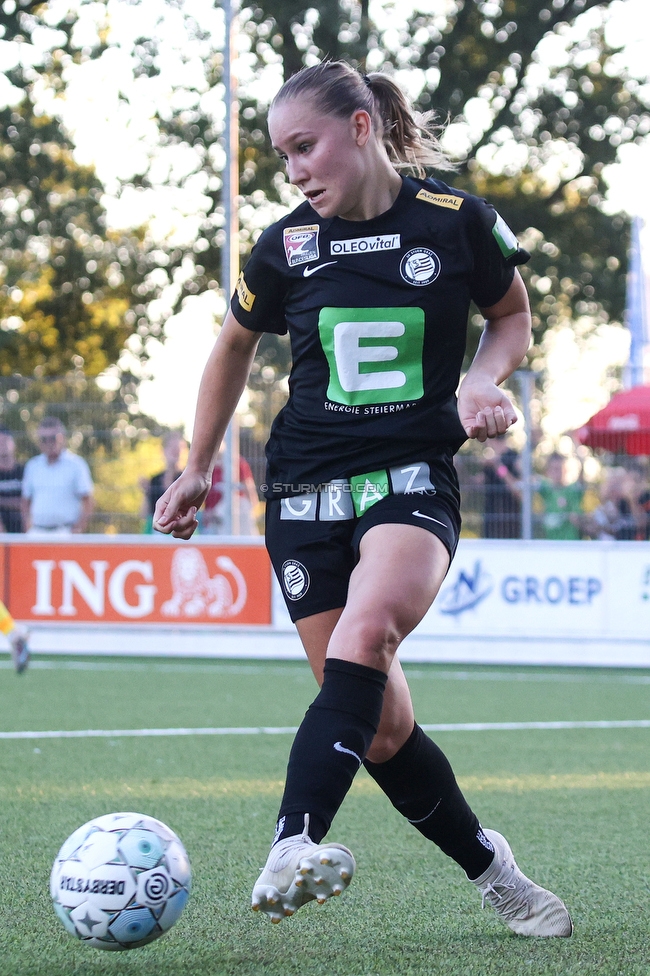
[438, 561, 493, 616]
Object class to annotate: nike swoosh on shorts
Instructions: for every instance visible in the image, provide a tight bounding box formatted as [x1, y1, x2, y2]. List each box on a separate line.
[303, 262, 337, 277]
[412, 510, 448, 528]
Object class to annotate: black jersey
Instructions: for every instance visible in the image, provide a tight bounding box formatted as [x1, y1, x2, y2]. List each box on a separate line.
[231, 176, 529, 499]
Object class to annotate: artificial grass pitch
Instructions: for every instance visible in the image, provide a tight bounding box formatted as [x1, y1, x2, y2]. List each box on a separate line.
[1, 657, 650, 976]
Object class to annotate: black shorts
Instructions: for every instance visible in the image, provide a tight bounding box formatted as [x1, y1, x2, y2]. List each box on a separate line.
[266, 455, 461, 622]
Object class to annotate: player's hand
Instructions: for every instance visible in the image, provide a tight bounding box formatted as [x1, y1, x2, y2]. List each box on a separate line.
[153, 470, 211, 540]
[457, 373, 517, 442]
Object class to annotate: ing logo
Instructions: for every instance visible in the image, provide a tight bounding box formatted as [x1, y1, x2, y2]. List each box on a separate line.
[161, 549, 247, 618]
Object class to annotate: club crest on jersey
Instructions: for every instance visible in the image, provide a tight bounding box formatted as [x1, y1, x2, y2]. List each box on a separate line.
[281, 559, 310, 601]
[283, 224, 320, 267]
[400, 248, 441, 286]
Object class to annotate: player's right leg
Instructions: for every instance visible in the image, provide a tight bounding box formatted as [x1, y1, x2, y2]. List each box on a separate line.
[254, 512, 442, 922]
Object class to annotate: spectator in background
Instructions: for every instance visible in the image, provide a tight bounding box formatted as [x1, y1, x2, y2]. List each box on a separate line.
[201, 445, 260, 535]
[587, 467, 643, 541]
[0, 428, 24, 533]
[636, 481, 650, 540]
[140, 431, 186, 533]
[535, 452, 584, 540]
[21, 417, 94, 534]
[621, 466, 647, 540]
[482, 436, 521, 538]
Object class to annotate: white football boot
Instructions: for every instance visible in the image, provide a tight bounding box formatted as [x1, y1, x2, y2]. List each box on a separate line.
[471, 829, 573, 937]
[251, 815, 356, 923]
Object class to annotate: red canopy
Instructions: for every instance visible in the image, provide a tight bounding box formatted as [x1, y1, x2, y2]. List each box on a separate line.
[577, 385, 650, 455]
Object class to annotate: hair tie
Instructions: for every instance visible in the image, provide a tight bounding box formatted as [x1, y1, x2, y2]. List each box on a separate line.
[362, 74, 372, 89]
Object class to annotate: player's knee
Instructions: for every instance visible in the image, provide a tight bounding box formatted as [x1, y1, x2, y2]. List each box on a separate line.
[339, 610, 403, 670]
[367, 726, 407, 764]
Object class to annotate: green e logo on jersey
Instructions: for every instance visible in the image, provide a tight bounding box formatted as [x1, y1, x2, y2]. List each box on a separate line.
[318, 307, 425, 406]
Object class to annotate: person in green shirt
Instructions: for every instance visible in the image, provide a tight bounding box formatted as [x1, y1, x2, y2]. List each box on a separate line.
[536, 452, 584, 540]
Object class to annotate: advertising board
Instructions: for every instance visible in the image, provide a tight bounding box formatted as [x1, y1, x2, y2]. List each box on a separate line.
[3, 537, 271, 627]
[1, 536, 648, 666]
[417, 539, 650, 641]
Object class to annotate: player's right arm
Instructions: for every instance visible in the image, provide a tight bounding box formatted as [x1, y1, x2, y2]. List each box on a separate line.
[153, 310, 262, 539]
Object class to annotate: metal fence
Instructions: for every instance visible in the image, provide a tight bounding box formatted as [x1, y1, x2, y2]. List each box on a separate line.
[239, 434, 649, 542]
[2, 374, 649, 540]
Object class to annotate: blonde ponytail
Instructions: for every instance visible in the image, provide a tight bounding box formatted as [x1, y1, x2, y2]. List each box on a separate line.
[364, 73, 455, 176]
[271, 60, 455, 176]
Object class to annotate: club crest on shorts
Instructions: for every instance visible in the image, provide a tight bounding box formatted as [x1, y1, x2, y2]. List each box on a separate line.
[400, 247, 441, 286]
[281, 559, 310, 600]
[283, 225, 320, 267]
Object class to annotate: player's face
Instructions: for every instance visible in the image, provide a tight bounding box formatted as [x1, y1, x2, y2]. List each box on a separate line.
[269, 98, 369, 220]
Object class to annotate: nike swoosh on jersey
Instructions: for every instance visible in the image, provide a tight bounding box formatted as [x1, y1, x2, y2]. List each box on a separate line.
[333, 741, 362, 764]
[303, 262, 337, 277]
[412, 510, 448, 528]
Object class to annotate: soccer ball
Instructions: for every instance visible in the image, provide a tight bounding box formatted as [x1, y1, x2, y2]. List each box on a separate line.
[50, 812, 191, 951]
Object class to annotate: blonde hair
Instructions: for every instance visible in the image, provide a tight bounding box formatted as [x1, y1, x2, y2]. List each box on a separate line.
[271, 60, 454, 177]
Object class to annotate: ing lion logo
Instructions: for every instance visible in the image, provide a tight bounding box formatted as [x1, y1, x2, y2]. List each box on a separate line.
[161, 549, 247, 618]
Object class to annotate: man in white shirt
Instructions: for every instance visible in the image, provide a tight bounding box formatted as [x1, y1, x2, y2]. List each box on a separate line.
[21, 417, 94, 534]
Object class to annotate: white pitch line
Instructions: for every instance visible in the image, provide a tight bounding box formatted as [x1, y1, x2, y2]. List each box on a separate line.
[0, 726, 300, 740]
[1, 720, 650, 740]
[3, 659, 650, 683]
[421, 720, 650, 731]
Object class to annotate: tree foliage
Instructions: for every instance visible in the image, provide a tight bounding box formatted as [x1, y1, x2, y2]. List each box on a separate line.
[0, 3, 168, 382]
[0, 97, 145, 376]
[0, 3, 172, 498]
[2, 0, 649, 429]
[113, 0, 648, 397]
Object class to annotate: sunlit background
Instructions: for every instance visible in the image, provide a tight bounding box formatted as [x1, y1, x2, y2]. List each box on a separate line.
[2, 0, 647, 438]
[1, 0, 650, 534]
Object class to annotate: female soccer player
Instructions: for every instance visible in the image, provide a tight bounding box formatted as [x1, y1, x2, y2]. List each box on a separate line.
[154, 60, 572, 937]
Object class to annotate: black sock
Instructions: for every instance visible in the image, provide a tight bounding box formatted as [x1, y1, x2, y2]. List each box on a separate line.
[364, 723, 494, 879]
[274, 659, 387, 844]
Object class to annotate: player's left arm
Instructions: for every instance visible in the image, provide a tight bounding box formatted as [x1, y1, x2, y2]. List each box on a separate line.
[457, 270, 531, 442]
